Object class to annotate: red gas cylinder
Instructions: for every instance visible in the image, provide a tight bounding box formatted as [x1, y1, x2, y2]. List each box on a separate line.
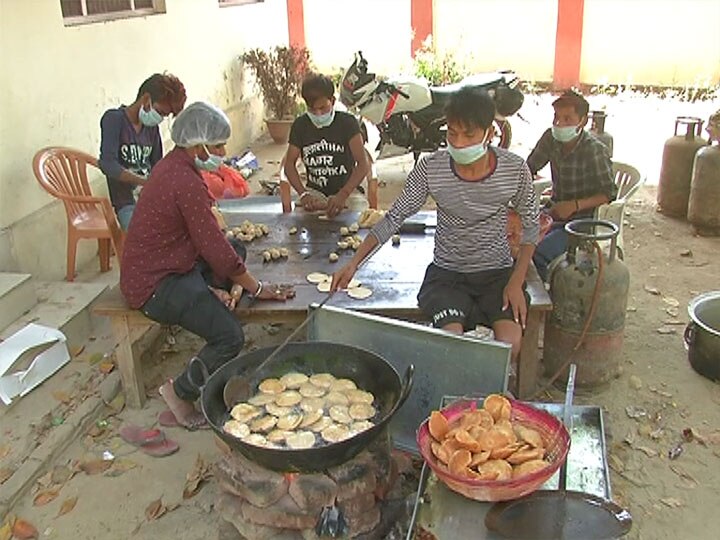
[657, 117, 707, 218]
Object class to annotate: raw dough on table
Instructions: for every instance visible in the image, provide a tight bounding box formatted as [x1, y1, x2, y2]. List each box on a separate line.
[317, 281, 332, 293]
[306, 272, 330, 284]
[347, 286, 373, 300]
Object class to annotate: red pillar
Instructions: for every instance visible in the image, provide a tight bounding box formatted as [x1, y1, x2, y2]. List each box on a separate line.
[411, 0, 434, 58]
[553, 0, 584, 89]
[287, 0, 305, 49]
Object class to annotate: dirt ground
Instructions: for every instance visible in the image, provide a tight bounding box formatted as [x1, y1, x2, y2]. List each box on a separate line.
[2, 91, 720, 539]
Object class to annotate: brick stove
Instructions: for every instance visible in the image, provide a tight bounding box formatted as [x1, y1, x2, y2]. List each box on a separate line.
[214, 431, 404, 540]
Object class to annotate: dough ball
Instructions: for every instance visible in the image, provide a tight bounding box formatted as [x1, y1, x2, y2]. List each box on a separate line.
[289, 226, 298, 235]
[329, 252, 339, 262]
[392, 234, 401, 246]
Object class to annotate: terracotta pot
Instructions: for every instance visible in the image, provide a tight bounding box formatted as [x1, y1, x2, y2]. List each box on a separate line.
[265, 118, 294, 144]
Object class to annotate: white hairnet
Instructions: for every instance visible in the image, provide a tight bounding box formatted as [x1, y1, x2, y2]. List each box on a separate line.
[171, 101, 231, 147]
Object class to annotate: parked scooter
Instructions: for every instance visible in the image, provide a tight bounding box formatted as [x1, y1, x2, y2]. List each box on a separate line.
[339, 51, 524, 162]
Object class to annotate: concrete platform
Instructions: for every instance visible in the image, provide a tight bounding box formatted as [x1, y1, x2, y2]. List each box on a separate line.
[0, 272, 36, 332]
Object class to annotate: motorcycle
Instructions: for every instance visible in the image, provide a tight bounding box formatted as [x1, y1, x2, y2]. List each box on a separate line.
[339, 51, 524, 163]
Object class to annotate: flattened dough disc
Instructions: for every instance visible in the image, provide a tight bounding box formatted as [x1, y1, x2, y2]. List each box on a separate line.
[347, 286, 373, 300]
[307, 272, 330, 284]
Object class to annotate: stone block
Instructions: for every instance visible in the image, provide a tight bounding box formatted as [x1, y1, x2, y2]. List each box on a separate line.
[338, 493, 376, 522]
[215, 457, 288, 508]
[217, 493, 280, 540]
[241, 494, 317, 530]
[288, 473, 338, 513]
[347, 505, 381, 538]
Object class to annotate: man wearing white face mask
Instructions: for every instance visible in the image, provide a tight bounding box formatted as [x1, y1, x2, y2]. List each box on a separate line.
[527, 90, 616, 281]
[332, 88, 540, 364]
[120, 102, 294, 429]
[284, 73, 369, 217]
[99, 73, 187, 230]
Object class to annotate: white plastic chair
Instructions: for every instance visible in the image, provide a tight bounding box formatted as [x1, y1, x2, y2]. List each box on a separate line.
[595, 161, 644, 258]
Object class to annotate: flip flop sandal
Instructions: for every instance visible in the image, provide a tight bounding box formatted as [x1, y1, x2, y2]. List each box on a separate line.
[158, 409, 209, 431]
[140, 438, 180, 458]
[119, 424, 166, 447]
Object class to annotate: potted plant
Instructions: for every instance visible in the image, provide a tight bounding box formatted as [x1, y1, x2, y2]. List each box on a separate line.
[242, 45, 311, 144]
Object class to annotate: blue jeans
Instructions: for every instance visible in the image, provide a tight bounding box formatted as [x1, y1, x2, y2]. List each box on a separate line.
[116, 205, 135, 231]
[533, 226, 568, 281]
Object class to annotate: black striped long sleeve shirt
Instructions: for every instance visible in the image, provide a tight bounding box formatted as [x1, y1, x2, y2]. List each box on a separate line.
[371, 147, 540, 273]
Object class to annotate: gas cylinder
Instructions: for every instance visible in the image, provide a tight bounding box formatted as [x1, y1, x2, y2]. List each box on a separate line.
[589, 110, 613, 156]
[688, 137, 720, 235]
[544, 220, 630, 387]
[657, 117, 707, 218]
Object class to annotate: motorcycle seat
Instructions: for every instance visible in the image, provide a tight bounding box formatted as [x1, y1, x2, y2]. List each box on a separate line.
[430, 73, 509, 105]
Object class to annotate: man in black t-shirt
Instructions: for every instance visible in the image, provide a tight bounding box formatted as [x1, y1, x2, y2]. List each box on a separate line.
[284, 73, 369, 217]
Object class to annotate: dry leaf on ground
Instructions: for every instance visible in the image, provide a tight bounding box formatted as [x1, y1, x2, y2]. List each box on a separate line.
[99, 361, 115, 374]
[0, 468, 14, 485]
[57, 496, 78, 517]
[182, 455, 213, 499]
[662, 297, 680, 307]
[0, 521, 11, 540]
[51, 391, 72, 403]
[0, 445, 10, 460]
[145, 498, 167, 521]
[71, 345, 86, 357]
[660, 497, 684, 508]
[105, 458, 137, 477]
[644, 285, 661, 296]
[634, 446, 658, 458]
[80, 459, 113, 475]
[50, 465, 74, 485]
[657, 326, 676, 335]
[669, 465, 698, 486]
[33, 488, 60, 506]
[12, 518, 38, 539]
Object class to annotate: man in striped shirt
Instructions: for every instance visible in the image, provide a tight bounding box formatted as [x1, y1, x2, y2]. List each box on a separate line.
[332, 88, 540, 361]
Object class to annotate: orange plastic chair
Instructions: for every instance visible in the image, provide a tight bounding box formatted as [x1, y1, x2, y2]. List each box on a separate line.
[32, 147, 124, 281]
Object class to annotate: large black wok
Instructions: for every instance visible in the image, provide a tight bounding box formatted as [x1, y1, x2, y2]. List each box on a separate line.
[189, 341, 414, 472]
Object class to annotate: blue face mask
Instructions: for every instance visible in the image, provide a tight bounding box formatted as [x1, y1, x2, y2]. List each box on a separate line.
[551, 124, 581, 143]
[195, 145, 224, 172]
[447, 140, 488, 165]
[139, 104, 164, 127]
[307, 109, 335, 128]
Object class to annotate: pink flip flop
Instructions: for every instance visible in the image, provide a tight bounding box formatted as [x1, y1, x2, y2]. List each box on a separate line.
[140, 438, 180, 458]
[158, 409, 209, 431]
[119, 424, 166, 446]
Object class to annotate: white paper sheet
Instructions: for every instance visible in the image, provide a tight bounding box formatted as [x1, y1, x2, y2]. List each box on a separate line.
[0, 323, 70, 405]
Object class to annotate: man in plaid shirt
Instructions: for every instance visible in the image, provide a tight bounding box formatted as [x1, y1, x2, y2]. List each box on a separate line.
[527, 90, 617, 280]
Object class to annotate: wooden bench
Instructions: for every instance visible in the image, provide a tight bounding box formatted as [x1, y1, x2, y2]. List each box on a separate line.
[94, 263, 551, 408]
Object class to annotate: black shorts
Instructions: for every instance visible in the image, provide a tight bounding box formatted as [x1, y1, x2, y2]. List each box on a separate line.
[417, 264, 527, 331]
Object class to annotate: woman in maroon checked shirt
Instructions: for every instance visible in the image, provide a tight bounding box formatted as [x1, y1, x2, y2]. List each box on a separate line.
[120, 102, 294, 429]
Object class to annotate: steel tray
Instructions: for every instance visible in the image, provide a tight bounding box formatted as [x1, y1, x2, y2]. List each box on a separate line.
[407, 397, 611, 540]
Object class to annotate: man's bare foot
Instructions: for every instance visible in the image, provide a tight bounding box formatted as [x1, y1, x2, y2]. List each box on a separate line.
[159, 380, 207, 430]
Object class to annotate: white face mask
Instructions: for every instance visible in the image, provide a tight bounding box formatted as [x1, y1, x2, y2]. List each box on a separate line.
[139, 103, 164, 127]
[551, 124, 581, 143]
[194, 145, 223, 171]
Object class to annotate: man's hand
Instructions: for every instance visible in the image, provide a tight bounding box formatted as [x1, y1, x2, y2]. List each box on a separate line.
[549, 200, 577, 221]
[210, 287, 236, 310]
[331, 263, 359, 292]
[257, 284, 295, 301]
[502, 278, 528, 329]
[326, 192, 349, 218]
[301, 194, 327, 212]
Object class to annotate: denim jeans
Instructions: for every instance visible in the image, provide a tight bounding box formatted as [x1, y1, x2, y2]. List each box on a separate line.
[139, 241, 247, 402]
[533, 226, 569, 282]
[116, 204, 135, 231]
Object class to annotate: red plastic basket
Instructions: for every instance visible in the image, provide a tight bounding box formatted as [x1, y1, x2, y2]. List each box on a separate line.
[417, 398, 570, 502]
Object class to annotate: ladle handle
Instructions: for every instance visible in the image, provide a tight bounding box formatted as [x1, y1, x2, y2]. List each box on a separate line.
[187, 356, 210, 392]
[396, 364, 415, 410]
[559, 364, 577, 491]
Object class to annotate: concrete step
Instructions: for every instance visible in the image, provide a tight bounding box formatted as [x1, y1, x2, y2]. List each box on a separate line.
[0, 281, 108, 348]
[0, 273, 36, 332]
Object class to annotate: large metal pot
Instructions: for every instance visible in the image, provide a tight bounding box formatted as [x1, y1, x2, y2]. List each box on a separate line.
[685, 291, 720, 381]
[189, 341, 413, 472]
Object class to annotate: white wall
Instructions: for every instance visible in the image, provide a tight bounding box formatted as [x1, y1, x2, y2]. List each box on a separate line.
[434, 0, 558, 82]
[0, 0, 288, 277]
[581, 0, 720, 86]
[304, 0, 413, 77]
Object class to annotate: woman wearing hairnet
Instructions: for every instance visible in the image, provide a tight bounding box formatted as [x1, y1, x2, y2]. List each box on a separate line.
[120, 102, 294, 429]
